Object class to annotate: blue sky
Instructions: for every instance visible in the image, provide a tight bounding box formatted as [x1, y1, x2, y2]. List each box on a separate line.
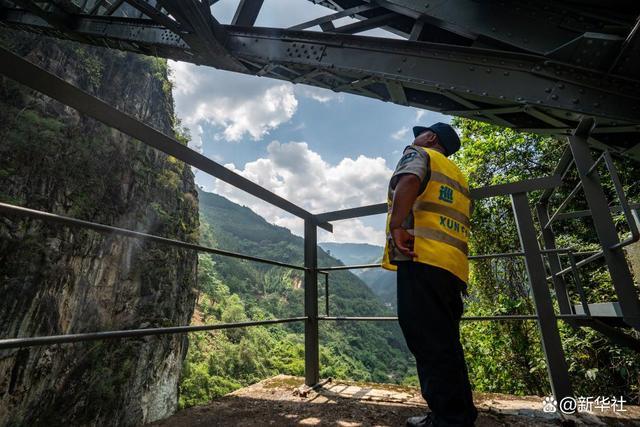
[169, 0, 450, 245]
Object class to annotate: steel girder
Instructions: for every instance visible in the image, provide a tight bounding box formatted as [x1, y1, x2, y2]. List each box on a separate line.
[1, 0, 639, 160]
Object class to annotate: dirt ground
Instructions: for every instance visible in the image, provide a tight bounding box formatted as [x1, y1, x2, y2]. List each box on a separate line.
[152, 375, 640, 426]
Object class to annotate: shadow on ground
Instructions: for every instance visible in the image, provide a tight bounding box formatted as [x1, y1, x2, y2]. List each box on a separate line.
[152, 375, 640, 427]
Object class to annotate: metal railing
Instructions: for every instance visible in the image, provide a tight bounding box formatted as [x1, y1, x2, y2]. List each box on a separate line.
[540, 148, 639, 251]
[316, 251, 595, 320]
[0, 317, 307, 350]
[0, 201, 311, 351]
[0, 168, 600, 404]
[536, 119, 640, 335]
[0, 203, 307, 271]
[1, 50, 639, 409]
[311, 174, 586, 401]
[537, 133, 640, 323]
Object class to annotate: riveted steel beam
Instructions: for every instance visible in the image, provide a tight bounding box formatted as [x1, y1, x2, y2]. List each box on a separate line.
[2, 2, 640, 160]
[4, 8, 639, 121]
[331, 12, 397, 34]
[156, 0, 247, 71]
[11, 0, 74, 30]
[224, 27, 640, 122]
[315, 0, 635, 57]
[125, 0, 185, 32]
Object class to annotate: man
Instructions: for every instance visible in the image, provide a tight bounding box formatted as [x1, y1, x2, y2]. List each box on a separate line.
[382, 122, 477, 427]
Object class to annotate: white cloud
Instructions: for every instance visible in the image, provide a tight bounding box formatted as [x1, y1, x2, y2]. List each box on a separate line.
[319, 218, 386, 245]
[295, 85, 344, 103]
[415, 110, 426, 122]
[391, 127, 410, 141]
[169, 61, 298, 144]
[188, 124, 203, 153]
[209, 141, 392, 245]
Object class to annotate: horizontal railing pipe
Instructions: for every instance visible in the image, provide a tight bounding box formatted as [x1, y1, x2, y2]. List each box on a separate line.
[315, 175, 564, 223]
[463, 315, 537, 321]
[555, 204, 640, 221]
[0, 202, 307, 271]
[0, 317, 307, 350]
[318, 263, 380, 271]
[470, 175, 562, 200]
[468, 252, 524, 260]
[319, 314, 591, 321]
[318, 248, 576, 271]
[315, 203, 386, 222]
[319, 316, 397, 321]
[319, 315, 539, 321]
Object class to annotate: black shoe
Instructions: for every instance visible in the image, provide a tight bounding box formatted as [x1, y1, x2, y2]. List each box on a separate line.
[406, 413, 433, 427]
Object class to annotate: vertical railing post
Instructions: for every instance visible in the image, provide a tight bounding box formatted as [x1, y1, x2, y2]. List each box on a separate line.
[511, 192, 573, 401]
[324, 272, 330, 317]
[568, 120, 640, 329]
[304, 218, 319, 386]
[536, 204, 574, 318]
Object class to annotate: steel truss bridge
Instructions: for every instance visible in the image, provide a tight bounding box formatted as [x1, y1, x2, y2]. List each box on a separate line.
[1, 0, 640, 409]
[1, 0, 640, 159]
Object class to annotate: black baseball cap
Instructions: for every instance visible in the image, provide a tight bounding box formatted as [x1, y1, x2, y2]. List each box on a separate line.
[412, 122, 461, 156]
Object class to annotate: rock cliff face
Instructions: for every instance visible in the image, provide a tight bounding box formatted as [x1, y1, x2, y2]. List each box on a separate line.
[0, 35, 199, 425]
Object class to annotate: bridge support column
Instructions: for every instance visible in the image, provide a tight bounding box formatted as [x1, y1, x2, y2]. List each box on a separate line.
[512, 192, 573, 401]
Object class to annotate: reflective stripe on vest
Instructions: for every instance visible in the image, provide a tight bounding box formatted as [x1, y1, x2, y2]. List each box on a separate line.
[385, 227, 469, 255]
[382, 146, 471, 283]
[430, 171, 471, 199]
[412, 227, 469, 255]
[413, 201, 471, 228]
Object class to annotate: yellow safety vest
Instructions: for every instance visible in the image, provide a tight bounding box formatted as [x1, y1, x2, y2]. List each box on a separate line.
[382, 147, 471, 283]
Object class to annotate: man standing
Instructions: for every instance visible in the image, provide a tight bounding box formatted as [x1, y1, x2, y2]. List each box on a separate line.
[382, 123, 477, 427]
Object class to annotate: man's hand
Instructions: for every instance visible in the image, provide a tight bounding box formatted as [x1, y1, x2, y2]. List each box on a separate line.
[391, 227, 416, 258]
[388, 173, 421, 259]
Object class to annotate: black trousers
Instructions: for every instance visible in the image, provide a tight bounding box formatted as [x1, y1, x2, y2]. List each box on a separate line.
[396, 261, 477, 427]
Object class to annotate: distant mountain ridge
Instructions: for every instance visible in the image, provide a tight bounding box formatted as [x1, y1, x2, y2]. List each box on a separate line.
[319, 242, 383, 267]
[319, 242, 397, 309]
